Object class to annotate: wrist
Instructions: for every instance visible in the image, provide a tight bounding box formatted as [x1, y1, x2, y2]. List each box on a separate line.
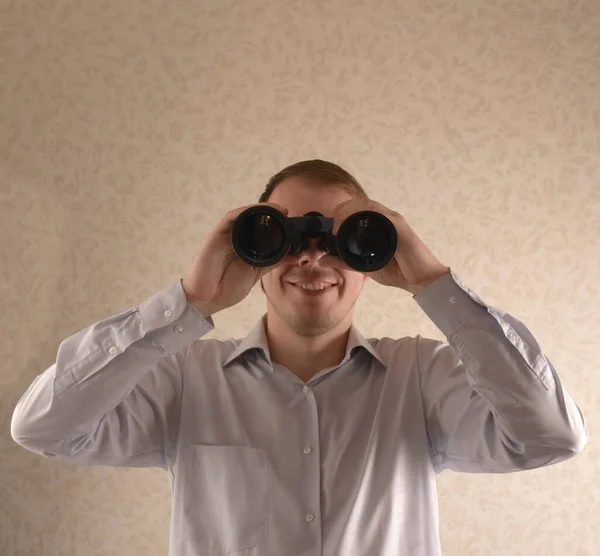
[189, 298, 216, 319]
[408, 267, 451, 296]
[181, 281, 219, 319]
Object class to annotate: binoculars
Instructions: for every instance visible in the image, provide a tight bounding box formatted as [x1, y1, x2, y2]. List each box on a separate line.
[231, 205, 398, 272]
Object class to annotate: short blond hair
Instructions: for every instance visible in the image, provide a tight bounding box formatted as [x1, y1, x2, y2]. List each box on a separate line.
[258, 159, 369, 202]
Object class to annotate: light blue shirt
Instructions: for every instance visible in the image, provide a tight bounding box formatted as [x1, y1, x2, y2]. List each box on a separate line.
[11, 270, 588, 556]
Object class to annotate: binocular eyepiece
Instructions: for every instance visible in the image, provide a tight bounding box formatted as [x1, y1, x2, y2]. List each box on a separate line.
[231, 205, 398, 272]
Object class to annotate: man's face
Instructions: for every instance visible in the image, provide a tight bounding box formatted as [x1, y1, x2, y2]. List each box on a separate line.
[261, 176, 368, 337]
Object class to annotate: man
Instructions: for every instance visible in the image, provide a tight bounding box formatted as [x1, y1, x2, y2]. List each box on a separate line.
[11, 160, 588, 556]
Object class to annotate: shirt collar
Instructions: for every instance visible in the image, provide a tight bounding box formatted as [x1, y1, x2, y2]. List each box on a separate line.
[223, 314, 386, 369]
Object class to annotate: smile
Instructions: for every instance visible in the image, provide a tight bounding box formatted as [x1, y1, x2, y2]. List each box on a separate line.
[291, 282, 336, 291]
[287, 281, 339, 296]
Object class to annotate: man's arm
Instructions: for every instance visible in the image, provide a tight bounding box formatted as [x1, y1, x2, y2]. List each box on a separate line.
[414, 270, 588, 474]
[10, 280, 214, 469]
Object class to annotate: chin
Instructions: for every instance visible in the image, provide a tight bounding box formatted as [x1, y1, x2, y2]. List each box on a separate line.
[288, 313, 341, 336]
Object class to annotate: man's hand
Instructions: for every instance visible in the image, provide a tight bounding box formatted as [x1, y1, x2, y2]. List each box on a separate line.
[182, 202, 295, 317]
[331, 198, 450, 295]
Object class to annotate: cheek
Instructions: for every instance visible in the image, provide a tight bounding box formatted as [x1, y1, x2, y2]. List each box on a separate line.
[339, 275, 365, 297]
[264, 271, 286, 292]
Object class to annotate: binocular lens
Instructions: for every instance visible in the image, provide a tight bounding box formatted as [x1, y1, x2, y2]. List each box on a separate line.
[345, 217, 391, 262]
[337, 212, 397, 272]
[237, 213, 286, 263]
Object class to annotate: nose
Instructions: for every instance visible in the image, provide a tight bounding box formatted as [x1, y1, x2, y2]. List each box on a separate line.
[297, 237, 328, 267]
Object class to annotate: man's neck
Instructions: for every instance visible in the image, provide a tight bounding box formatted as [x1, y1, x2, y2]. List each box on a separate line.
[264, 314, 351, 383]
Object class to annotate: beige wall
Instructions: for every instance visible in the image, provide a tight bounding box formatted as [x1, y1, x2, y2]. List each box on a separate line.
[1, 0, 598, 554]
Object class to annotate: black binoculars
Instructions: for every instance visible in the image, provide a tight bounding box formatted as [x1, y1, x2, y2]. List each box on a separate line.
[231, 205, 398, 272]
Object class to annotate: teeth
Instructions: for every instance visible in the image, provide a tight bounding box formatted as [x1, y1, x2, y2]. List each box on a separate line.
[294, 283, 334, 291]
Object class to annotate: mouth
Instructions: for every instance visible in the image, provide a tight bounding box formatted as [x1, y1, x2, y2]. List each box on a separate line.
[286, 281, 338, 297]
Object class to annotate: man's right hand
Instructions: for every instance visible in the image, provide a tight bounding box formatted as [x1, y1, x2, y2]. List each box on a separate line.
[181, 202, 294, 318]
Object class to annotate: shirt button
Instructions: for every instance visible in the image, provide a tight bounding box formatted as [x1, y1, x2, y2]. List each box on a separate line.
[303, 386, 310, 394]
[303, 446, 312, 454]
[174, 325, 183, 333]
[164, 309, 173, 318]
[305, 513, 314, 522]
[108, 346, 117, 355]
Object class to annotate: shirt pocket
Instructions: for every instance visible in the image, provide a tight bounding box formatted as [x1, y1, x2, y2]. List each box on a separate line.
[183, 444, 270, 554]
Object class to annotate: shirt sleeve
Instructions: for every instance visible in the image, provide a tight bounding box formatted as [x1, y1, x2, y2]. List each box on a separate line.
[10, 279, 214, 470]
[413, 270, 588, 474]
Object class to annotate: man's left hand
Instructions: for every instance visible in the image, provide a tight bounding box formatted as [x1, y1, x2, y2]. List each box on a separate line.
[331, 198, 450, 296]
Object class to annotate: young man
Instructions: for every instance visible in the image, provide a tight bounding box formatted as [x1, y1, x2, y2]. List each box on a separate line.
[12, 160, 588, 556]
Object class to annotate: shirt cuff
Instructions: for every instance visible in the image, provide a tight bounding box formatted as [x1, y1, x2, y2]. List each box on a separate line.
[413, 269, 490, 337]
[137, 279, 215, 355]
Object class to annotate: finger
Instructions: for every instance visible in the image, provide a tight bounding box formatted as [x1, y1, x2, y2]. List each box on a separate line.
[213, 205, 256, 235]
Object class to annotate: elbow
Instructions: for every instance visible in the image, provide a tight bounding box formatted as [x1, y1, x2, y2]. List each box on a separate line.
[10, 408, 38, 451]
[11, 413, 68, 460]
[11, 406, 28, 446]
[507, 419, 588, 470]
[538, 400, 589, 461]
[10, 406, 52, 454]
[548, 432, 587, 466]
[561, 404, 589, 456]
[566, 421, 588, 455]
[542, 420, 589, 464]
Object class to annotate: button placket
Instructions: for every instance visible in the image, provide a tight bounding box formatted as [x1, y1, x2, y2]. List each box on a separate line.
[300, 383, 318, 527]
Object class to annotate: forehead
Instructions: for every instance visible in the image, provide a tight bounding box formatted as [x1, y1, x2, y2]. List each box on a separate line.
[268, 176, 355, 217]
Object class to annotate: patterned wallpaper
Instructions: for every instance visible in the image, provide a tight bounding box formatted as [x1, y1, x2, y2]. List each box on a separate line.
[1, 0, 598, 554]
